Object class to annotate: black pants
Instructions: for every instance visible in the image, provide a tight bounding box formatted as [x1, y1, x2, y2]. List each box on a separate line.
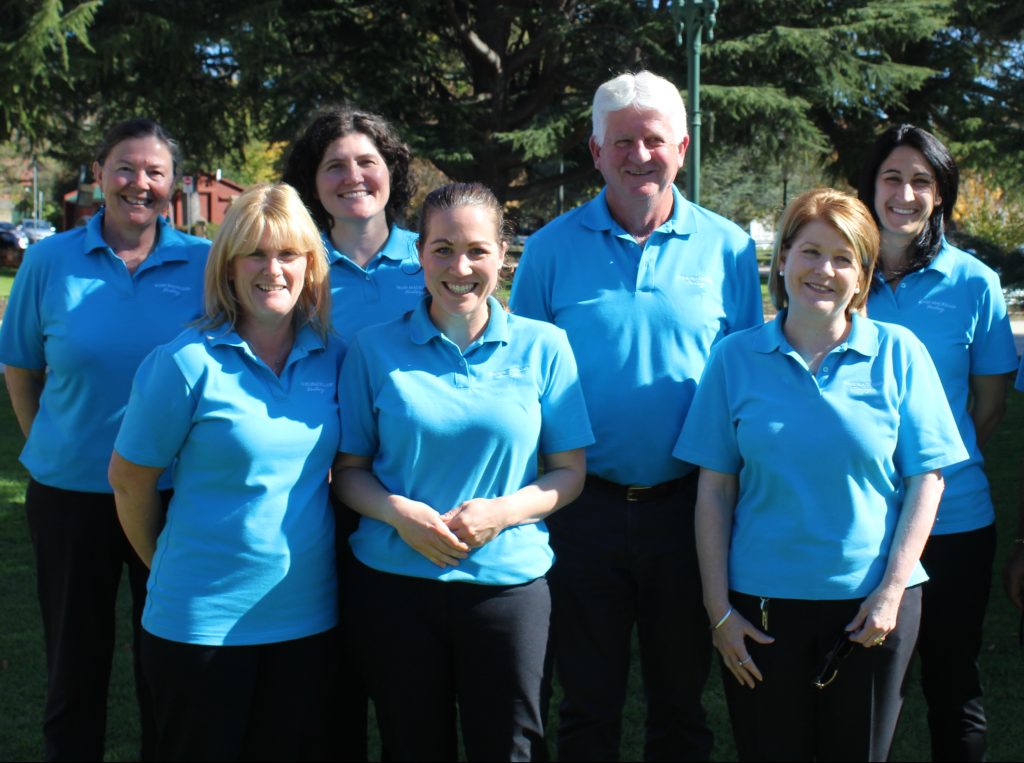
[546, 473, 712, 762]
[331, 494, 372, 761]
[723, 587, 922, 762]
[24, 479, 164, 762]
[141, 628, 337, 762]
[346, 560, 550, 762]
[918, 524, 996, 762]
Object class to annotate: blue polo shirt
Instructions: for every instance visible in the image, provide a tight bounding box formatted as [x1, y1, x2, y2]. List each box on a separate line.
[673, 314, 968, 600]
[340, 296, 594, 585]
[324, 226, 424, 343]
[509, 185, 762, 486]
[867, 240, 1017, 535]
[0, 211, 208, 492]
[114, 324, 343, 646]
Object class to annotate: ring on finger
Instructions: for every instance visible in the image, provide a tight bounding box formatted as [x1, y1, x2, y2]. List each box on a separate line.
[871, 635, 886, 647]
[737, 656, 753, 666]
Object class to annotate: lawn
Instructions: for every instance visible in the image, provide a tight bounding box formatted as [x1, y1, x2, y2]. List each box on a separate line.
[0, 383, 1022, 761]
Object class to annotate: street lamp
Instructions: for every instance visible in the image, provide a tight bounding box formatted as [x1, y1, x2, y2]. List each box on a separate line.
[671, 0, 719, 204]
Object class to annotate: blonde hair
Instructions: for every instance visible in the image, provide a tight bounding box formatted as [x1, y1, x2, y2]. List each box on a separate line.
[769, 188, 879, 317]
[202, 183, 331, 337]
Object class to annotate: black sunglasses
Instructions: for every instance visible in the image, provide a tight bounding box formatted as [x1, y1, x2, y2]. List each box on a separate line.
[812, 632, 858, 689]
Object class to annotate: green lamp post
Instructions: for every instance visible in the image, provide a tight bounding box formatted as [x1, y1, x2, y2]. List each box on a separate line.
[671, 0, 718, 204]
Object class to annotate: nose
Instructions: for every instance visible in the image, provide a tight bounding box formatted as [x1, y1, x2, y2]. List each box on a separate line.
[341, 160, 362, 184]
[452, 252, 473, 275]
[133, 169, 150, 187]
[628, 140, 651, 163]
[265, 255, 284, 275]
[899, 182, 915, 201]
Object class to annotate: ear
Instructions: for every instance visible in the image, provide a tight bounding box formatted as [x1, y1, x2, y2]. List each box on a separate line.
[589, 136, 602, 169]
[92, 161, 103, 186]
[677, 135, 690, 168]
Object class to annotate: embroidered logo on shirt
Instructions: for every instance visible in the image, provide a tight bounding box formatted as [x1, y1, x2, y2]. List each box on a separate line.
[487, 365, 530, 379]
[300, 381, 334, 394]
[677, 275, 711, 288]
[151, 283, 192, 296]
[919, 299, 957, 313]
[394, 284, 426, 294]
[844, 380, 879, 392]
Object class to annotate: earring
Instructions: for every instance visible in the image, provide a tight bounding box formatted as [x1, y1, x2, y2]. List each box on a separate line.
[855, 286, 861, 294]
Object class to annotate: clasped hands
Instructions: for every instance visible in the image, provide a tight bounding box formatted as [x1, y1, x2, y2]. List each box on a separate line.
[392, 496, 511, 568]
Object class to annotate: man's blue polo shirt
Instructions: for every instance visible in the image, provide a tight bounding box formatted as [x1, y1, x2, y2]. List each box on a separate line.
[674, 313, 968, 600]
[0, 211, 209, 492]
[867, 240, 1018, 535]
[509, 185, 762, 486]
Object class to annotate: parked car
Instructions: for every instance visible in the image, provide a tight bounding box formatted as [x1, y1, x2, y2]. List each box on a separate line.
[0, 221, 29, 266]
[18, 218, 56, 244]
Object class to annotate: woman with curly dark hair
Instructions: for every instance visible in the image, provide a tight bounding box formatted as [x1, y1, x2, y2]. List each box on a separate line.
[283, 105, 422, 344]
[283, 105, 423, 760]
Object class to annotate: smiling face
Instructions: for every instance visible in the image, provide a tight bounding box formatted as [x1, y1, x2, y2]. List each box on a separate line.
[590, 107, 687, 217]
[419, 204, 507, 336]
[781, 219, 864, 322]
[314, 132, 391, 227]
[873, 145, 942, 242]
[231, 228, 309, 332]
[93, 136, 174, 234]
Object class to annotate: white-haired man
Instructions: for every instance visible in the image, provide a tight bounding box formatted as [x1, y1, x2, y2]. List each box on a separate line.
[510, 71, 763, 761]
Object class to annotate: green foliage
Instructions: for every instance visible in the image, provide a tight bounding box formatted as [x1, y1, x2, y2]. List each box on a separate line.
[0, 0, 102, 146]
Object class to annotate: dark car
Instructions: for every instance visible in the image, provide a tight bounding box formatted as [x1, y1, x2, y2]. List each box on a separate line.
[0, 221, 29, 266]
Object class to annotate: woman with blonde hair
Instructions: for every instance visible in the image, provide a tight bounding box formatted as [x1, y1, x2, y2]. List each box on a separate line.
[675, 188, 967, 761]
[109, 183, 342, 761]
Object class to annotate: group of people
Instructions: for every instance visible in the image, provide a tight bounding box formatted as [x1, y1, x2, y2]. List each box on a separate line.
[1, 68, 1020, 763]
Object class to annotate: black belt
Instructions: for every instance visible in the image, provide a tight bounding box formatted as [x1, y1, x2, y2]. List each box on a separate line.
[585, 474, 687, 503]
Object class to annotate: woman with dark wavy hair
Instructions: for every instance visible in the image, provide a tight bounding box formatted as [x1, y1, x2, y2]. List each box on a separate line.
[282, 105, 424, 759]
[859, 124, 1018, 762]
[283, 105, 422, 343]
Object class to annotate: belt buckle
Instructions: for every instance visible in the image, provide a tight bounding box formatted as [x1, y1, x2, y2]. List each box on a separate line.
[625, 485, 647, 502]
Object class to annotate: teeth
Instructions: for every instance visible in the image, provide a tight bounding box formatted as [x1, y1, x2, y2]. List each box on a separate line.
[340, 191, 369, 198]
[446, 282, 475, 295]
[890, 207, 916, 214]
[256, 285, 286, 292]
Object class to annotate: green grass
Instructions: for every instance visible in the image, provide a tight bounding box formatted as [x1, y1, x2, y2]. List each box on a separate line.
[1, 385, 1023, 761]
[0, 267, 16, 301]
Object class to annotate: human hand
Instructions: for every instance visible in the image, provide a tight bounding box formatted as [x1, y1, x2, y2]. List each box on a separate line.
[846, 584, 903, 646]
[710, 608, 774, 689]
[1003, 545, 1024, 611]
[441, 497, 510, 549]
[391, 498, 470, 568]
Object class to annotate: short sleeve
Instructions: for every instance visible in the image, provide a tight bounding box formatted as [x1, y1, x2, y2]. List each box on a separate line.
[0, 249, 46, 368]
[338, 336, 381, 457]
[114, 345, 196, 468]
[672, 343, 741, 473]
[727, 237, 765, 334]
[538, 328, 594, 454]
[968, 274, 1018, 376]
[893, 336, 970, 477]
[508, 241, 553, 323]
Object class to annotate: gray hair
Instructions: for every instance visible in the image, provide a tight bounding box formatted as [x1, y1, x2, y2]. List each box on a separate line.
[592, 71, 688, 145]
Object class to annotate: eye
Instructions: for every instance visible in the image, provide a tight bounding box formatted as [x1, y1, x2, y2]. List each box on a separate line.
[835, 255, 853, 266]
[279, 250, 301, 261]
[431, 245, 453, 256]
[469, 246, 490, 257]
[645, 137, 665, 148]
[358, 157, 378, 167]
[614, 139, 632, 149]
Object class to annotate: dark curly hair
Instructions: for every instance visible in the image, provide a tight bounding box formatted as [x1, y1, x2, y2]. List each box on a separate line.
[282, 105, 414, 232]
[858, 124, 959, 280]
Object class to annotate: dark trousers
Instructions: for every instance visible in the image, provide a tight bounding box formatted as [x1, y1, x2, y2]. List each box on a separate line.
[546, 473, 712, 762]
[24, 479, 163, 762]
[331, 494, 371, 761]
[723, 587, 922, 762]
[346, 560, 550, 762]
[918, 524, 996, 762]
[141, 628, 337, 762]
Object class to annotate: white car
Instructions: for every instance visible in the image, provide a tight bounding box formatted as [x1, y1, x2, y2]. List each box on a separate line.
[18, 218, 56, 244]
